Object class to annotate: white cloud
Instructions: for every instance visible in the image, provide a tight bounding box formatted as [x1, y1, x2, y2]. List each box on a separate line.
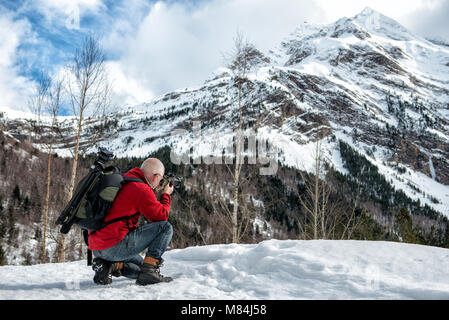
[314, 0, 437, 22]
[110, 0, 325, 102]
[401, 0, 449, 40]
[0, 11, 36, 113]
[105, 61, 154, 107]
[38, 0, 104, 12]
[35, 0, 105, 28]
[99, 0, 153, 57]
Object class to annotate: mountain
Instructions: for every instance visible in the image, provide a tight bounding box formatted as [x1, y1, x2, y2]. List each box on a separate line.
[1, 8, 449, 264]
[22, 8, 449, 213]
[1, 239, 449, 299]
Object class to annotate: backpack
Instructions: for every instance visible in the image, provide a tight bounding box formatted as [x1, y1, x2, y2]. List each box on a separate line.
[55, 149, 145, 265]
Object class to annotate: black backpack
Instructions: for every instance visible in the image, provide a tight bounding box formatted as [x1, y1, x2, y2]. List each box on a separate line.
[70, 165, 144, 231]
[55, 148, 145, 264]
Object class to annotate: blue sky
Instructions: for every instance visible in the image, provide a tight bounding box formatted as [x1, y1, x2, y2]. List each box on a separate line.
[1, 0, 448, 115]
[1, 0, 148, 77]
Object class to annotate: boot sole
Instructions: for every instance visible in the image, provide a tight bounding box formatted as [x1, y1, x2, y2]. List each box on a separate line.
[94, 277, 112, 285]
[136, 277, 173, 286]
[136, 277, 160, 286]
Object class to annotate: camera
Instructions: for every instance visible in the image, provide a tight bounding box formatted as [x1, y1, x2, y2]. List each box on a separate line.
[97, 147, 114, 163]
[159, 173, 182, 189]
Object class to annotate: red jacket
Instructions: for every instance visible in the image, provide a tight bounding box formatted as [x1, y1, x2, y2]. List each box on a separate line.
[88, 167, 171, 250]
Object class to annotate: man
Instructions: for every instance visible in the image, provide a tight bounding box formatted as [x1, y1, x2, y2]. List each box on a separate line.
[88, 157, 174, 286]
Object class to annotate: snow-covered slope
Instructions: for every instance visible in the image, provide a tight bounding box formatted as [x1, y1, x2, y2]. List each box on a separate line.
[1, 239, 449, 300]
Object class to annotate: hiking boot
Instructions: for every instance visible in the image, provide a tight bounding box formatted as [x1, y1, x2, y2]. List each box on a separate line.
[136, 257, 173, 286]
[93, 258, 124, 284]
[92, 257, 113, 285]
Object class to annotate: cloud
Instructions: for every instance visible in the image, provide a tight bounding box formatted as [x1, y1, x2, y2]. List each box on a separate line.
[0, 0, 112, 114]
[99, 0, 153, 58]
[109, 0, 325, 100]
[35, 0, 105, 29]
[105, 61, 154, 107]
[401, 0, 449, 40]
[0, 10, 36, 113]
[313, 0, 435, 22]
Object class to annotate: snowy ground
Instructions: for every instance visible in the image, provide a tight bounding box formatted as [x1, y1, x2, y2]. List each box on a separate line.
[1, 239, 449, 300]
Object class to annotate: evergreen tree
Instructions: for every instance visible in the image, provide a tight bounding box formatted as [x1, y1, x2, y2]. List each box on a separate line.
[12, 185, 21, 202]
[0, 245, 5, 265]
[444, 223, 449, 249]
[7, 205, 17, 246]
[394, 207, 416, 243]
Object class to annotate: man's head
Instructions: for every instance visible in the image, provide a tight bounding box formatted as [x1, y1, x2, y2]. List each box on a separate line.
[141, 158, 165, 189]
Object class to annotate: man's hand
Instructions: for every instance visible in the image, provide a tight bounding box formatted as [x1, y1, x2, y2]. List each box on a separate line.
[163, 183, 174, 195]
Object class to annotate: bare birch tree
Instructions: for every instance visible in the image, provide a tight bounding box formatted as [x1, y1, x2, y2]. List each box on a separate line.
[296, 137, 365, 240]
[297, 138, 326, 239]
[29, 73, 51, 263]
[29, 72, 51, 140]
[220, 31, 258, 243]
[40, 76, 63, 263]
[57, 34, 110, 262]
[181, 197, 208, 245]
[210, 166, 257, 243]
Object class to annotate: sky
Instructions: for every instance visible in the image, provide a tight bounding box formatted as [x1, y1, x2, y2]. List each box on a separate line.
[0, 0, 448, 115]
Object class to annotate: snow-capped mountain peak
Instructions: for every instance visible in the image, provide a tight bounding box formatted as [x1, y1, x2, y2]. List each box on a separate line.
[351, 7, 412, 40]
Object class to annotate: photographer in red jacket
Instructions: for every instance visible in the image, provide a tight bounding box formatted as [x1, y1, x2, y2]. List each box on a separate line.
[89, 158, 174, 286]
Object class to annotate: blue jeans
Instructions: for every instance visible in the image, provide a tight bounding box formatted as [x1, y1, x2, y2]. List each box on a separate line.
[93, 221, 173, 279]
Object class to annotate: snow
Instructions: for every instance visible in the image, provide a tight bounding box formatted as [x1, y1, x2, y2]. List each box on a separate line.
[0, 107, 35, 121]
[1, 239, 449, 300]
[252, 216, 272, 238]
[333, 129, 449, 216]
[429, 156, 436, 180]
